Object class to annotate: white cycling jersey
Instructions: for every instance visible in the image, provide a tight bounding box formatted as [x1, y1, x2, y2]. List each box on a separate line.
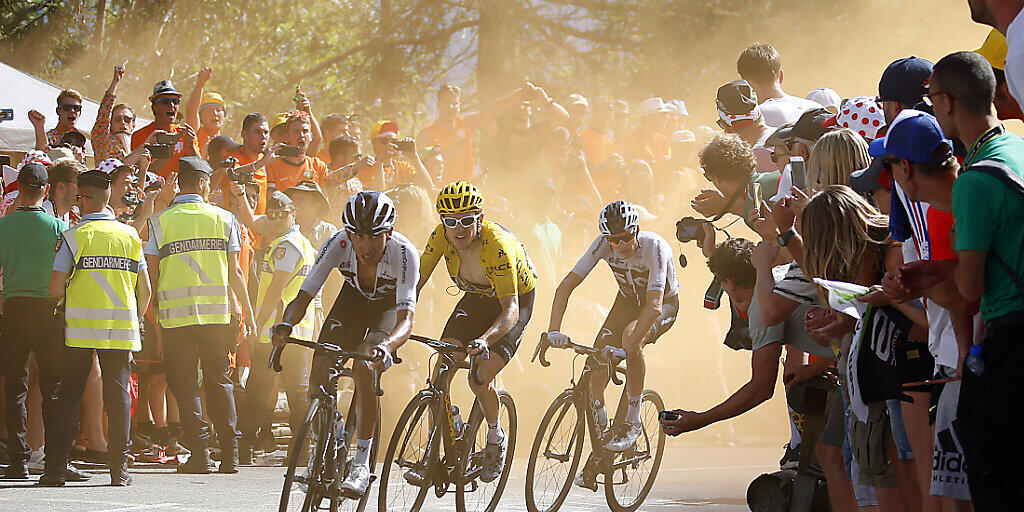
[571, 230, 679, 300]
[300, 229, 419, 311]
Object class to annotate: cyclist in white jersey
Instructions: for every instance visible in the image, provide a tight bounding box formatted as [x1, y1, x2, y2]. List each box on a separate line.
[545, 201, 679, 490]
[273, 191, 418, 496]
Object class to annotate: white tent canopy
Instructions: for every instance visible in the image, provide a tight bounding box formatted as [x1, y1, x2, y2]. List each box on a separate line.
[0, 60, 149, 156]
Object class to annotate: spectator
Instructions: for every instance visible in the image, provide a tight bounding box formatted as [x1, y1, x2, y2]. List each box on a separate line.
[580, 97, 620, 169]
[715, 79, 776, 173]
[317, 113, 348, 162]
[566, 93, 589, 132]
[221, 113, 271, 214]
[92, 65, 148, 166]
[877, 57, 933, 124]
[0, 163, 89, 485]
[262, 111, 329, 192]
[736, 43, 821, 127]
[324, 135, 368, 207]
[974, 28, 1024, 122]
[691, 133, 775, 230]
[807, 128, 870, 189]
[131, 80, 201, 178]
[968, 0, 1024, 109]
[666, 99, 690, 131]
[44, 160, 84, 224]
[28, 88, 86, 151]
[624, 97, 672, 167]
[806, 87, 842, 111]
[184, 67, 225, 158]
[367, 120, 433, 191]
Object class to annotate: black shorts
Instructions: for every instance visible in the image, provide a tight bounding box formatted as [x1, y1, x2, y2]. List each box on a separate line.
[441, 289, 535, 363]
[594, 293, 679, 350]
[319, 284, 401, 351]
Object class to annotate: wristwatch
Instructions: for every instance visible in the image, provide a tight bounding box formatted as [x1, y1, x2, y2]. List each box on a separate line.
[777, 229, 796, 247]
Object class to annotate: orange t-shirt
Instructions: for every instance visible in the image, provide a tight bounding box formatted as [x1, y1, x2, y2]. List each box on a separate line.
[130, 122, 201, 178]
[356, 160, 417, 191]
[624, 130, 670, 167]
[196, 126, 217, 159]
[419, 116, 475, 182]
[265, 156, 328, 191]
[580, 126, 618, 167]
[221, 147, 268, 215]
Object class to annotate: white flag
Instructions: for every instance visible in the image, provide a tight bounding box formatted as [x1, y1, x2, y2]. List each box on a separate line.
[812, 278, 870, 320]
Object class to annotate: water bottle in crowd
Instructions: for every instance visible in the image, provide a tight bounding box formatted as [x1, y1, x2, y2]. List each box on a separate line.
[965, 344, 985, 377]
[451, 405, 464, 437]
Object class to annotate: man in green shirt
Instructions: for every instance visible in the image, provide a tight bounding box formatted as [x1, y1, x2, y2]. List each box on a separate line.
[0, 164, 89, 486]
[930, 50, 1024, 509]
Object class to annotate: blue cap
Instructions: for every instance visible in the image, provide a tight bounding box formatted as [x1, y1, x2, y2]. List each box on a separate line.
[868, 109, 953, 164]
[878, 56, 934, 107]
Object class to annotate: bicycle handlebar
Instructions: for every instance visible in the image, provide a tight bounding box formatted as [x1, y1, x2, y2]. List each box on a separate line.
[409, 334, 485, 387]
[533, 332, 626, 386]
[269, 338, 403, 397]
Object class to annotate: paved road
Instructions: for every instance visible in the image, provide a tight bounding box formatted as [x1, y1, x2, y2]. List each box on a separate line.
[0, 444, 777, 511]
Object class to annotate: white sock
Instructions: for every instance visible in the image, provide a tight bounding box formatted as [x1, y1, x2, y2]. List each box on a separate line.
[486, 422, 504, 444]
[788, 406, 802, 448]
[593, 399, 609, 431]
[625, 395, 643, 425]
[353, 438, 372, 468]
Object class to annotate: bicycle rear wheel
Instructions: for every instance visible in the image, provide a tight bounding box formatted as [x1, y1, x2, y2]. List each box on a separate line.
[525, 391, 584, 512]
[456, 391, 517, 512]
[603, 390, 666, 512]
[378, 392, 436, 512]
[280, 397, 331, 512]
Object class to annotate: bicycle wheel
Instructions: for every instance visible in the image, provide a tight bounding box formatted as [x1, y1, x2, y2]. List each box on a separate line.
[456, 391, 517, 512]
[378, 392, 437, 512]
[525, 391, 584, 512]
[335, 389, 381, 512]
[603, 390, 666, 512]
[280, 397, 331, 512]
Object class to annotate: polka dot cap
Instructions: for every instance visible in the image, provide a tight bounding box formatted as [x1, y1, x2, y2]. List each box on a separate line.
[837, 95, 886, 141]
[98, 158, 125, 174]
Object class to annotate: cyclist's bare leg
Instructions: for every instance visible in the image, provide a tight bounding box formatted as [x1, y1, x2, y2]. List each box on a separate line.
[353, 333, 386, 440]
[468, 355, 507, 425]
[622, 320, 647, 399]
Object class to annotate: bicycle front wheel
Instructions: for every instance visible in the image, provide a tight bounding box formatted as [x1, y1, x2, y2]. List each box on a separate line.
[525, 391, 584, 512]
[378, 391, 436, 512]
[457, 390, 517, 512]
[604, 390, 666, 512]
[280, 397, 331, 512]
[336, 389, 381, 512]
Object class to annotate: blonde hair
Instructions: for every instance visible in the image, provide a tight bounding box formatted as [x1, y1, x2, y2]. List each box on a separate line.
[800, 185, 890, 285]
[56, 89, 82, 105]
[807, 128, 870, 190]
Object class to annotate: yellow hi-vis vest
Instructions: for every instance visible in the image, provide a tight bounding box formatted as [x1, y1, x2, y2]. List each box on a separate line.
[149, 200, 233, 328]
[62, 219, 143, 351]
[256, 227, 316, 343]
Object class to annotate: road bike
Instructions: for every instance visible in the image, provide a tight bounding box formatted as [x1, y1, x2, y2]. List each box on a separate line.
[525, 334, 666, 512]
[271, 337, 396, 512]
[378, 334, 517, 512]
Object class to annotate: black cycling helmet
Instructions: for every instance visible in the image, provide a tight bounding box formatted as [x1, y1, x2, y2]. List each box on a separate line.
[598, 200, 640, 235]
[342, 191, 396, 235]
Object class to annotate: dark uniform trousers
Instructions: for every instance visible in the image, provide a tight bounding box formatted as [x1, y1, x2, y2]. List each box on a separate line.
[59, 348, 132, 467]
[162, 324, 239, 450]
[239, 343, 309, 442]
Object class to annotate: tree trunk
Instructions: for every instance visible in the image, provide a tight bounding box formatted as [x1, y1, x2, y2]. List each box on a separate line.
[376, 0, 398, 117]
[94, 0, 107, 53]
[475, 0, 518, 103]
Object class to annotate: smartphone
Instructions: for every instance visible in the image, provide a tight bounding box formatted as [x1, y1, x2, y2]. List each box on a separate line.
[154, 132, 178, 145]
[278, 145, 302, 158]
[394, 138, 415, 153]
[658, 411, 681, 421]
[704, 277, 724, 310]
[145, 144, 173, 160]
[790, 156, 807, 190]
[0, 108, 13, 122]
[144, 180, 164, 193]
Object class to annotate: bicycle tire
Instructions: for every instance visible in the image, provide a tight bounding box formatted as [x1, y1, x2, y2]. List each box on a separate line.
[334, 390, 381, 512]
[603, 390, 666, 512]
[525, 391, 584, 512]
[280, 397, 330, 512]
[378, 391, 436, 512]
[456, 391, 517, 512]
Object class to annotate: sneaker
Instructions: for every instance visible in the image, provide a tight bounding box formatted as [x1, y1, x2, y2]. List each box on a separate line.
[2, 461, 28, 479]
[110, 460, 131, 487]
[36, 472, 65, 487]
[572, 456, 599, 492]
[780, 443, 800, 470]
[26, 449, 45, 475]
[64, 464, 92, 482]
[604, 422, 642, 453]
[478, 433, 508, 484]
[403, 465, 428, 486]
[339, 464, 372, 497]
[177, 449, 213, 474]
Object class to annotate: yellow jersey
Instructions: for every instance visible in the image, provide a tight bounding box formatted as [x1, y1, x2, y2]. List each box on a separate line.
[421, 220, 537, 298]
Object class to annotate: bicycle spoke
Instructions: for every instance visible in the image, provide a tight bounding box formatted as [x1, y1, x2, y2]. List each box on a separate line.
[605, 392, 665, 512]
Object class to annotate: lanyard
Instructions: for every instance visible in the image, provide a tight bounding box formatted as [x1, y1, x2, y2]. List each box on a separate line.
[964, 124, 1005, 168]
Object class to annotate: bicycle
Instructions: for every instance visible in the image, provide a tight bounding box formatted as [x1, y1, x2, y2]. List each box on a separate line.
[524, 334, 666, 512]
[378, 334, 517, 512]
[271, 337, 398, 512]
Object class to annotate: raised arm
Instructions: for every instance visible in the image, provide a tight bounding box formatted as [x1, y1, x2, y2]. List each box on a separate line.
[185, 67, 212, 132]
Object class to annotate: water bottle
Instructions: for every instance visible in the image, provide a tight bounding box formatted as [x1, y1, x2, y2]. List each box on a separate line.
[965, 344, 985, 377]
[451, 405, 464, 437]
[334, 411, 346, 462]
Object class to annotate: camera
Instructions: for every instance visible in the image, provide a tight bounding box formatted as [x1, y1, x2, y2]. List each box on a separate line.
[121, 190, 143, 208]
[145, 143, 173, 160]
[0, 108, 13, 122]
[393, 138, 415, 153]
[278, 145, 302, 158]
[222, 158, 256, 185]
[675, 216, 708, 243]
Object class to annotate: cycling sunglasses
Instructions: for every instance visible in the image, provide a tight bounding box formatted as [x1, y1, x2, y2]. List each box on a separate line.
[441, 213, 481, 229]
[606, 229, 636, 246]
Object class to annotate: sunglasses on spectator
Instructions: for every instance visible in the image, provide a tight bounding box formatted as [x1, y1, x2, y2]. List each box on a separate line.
[59, 104, 82, 113]
[154, 97, 181, 106]
[345, 114, 360, 123]
[266, 209, 294, 219]
[114, 115, 135, 123]
[606, 229, 636, 246]
[441, 213, 481, 229]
